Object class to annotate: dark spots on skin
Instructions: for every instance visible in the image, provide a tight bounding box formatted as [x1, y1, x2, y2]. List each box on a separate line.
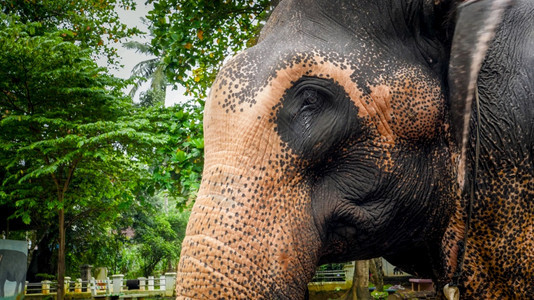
[178, 0, 534, 298]
[179, 42, 457, 298]
[177, 134, 320, 298]
[438, 6, 534, 294]
[179, 15, 456, 299]
[441, 155, 534, 297]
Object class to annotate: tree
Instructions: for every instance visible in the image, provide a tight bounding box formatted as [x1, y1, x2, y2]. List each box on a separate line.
[340, 261, 372, 300]
[1, 0, 141, 63]
[122, 21, 168, 105]
[131, 194, 189, 277]
[369, 258, 384, 293]
[0, 20, 166, 300]
[127, 102, 204, 206]
[1, 0, 230, 292]
[146, 0, 274, 98]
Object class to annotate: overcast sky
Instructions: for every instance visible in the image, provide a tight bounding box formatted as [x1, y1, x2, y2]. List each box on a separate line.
[99, 0, 187, 106]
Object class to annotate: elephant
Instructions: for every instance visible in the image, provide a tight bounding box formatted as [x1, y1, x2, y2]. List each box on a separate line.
[0, 249, 27, 297]
[175, 0, 533, 299]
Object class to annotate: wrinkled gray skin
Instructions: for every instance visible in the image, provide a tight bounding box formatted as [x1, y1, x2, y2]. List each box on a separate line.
[176, 0, 533, 299]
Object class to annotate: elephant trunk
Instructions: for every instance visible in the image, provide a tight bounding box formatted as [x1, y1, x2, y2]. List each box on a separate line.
[175, 56, 324, 298]
[176, 225, 271, 299]
[176, 163, 321, 299]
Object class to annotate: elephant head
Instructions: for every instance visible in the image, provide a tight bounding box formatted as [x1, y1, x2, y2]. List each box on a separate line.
[176, 0, 532, 299]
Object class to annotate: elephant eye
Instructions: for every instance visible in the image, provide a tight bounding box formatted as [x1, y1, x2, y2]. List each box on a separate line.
[297, 85, 332, 113]
[302, 89, 319, 106]
[276, 76, 361, 161]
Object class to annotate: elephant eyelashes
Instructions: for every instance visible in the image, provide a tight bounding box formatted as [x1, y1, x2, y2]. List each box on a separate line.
[296, 82, 334, 112]
[301, 89, 318, 105]
[299, 89, 325, 112]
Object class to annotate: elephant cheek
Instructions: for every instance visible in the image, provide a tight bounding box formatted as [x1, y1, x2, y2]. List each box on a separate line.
[175, 170, 322, 299]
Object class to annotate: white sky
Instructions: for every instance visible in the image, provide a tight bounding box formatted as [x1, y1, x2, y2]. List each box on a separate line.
[99, 0, 188, 106]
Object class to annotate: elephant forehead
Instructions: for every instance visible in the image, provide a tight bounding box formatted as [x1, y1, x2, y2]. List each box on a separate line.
[209, 50, 444, 142]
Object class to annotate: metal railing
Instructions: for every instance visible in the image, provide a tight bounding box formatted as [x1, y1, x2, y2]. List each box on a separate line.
[311, 269, 347, 282]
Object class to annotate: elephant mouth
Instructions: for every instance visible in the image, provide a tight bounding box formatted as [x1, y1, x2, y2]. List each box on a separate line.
[318, 223, 360, 263]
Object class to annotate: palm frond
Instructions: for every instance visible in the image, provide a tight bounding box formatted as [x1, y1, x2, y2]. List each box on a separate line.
[123, 40, 153, 55]
[128, 79, 147, 99]
[130, 58, 160, 79]
[128, 58, 168, 99]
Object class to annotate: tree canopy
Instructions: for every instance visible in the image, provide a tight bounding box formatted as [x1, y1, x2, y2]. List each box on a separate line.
[1, 0, 141, 63]
[146, 0, 273, 98]
[0, 1, 274, 297]
[0, 16, 169, 298]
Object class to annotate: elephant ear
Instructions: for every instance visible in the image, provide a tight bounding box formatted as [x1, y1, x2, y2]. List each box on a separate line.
[448, 0, 512, 188]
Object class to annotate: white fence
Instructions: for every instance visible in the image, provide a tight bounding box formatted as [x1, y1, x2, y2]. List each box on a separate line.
[25, 272, 176, 297]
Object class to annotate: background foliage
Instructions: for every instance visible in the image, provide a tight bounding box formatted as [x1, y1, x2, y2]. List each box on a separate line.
[1, 0, 141, 63]
[0, 0, 275, 289]
[146, 0, 273, 98]
[0, 0, 269, 283]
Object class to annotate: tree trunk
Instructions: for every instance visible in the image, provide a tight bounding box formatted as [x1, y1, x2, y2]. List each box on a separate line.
[53, 162, 77, 300]
[340, 260, 371, 300]
[57, 207, 65, 300]
[354, 260, 371, 300]
[369, 258, 384, 292]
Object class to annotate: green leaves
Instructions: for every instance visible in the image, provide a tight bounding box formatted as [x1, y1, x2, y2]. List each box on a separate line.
[0, 0, 208, 284]
[147, 0, 273, 98]
[129, 195, 189, 277]
[175, 150, 187, 162]
[0, 19, 163, 231]
[0, 0, 266, 280]
[1, 0, 142, 64]
[128, 102, 204, 205]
